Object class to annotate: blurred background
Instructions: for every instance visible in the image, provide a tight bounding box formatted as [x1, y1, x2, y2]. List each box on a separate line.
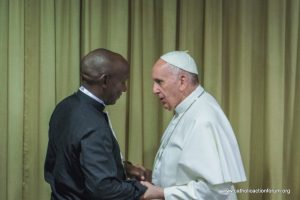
[0, 0, 299, 199]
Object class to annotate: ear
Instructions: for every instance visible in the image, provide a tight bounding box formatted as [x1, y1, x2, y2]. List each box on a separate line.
[99, 74, 110, 88]
[179, 74, 188, 91]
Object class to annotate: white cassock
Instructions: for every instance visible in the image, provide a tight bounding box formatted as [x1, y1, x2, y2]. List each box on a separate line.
[152, 86, 247, 200]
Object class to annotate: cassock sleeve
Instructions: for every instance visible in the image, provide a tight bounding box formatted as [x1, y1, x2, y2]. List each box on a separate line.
[44, 137, 55, 184]
[80, 126, 146, 200]
[163, 120, 245, 199]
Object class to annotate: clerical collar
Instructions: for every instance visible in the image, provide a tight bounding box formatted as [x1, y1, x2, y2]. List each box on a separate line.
[175, 85, 204, 114]
[79, 86, 106, 106]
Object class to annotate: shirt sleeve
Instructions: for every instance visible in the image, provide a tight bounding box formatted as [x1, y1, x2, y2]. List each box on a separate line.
[80, 126, 146, 200]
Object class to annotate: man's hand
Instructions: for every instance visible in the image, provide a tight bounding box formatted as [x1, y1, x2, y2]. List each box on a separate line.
[124, 161, 152, 182]
[140, 181, 164, 200]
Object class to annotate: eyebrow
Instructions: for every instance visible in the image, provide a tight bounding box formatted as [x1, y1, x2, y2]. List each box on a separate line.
[153, 78, 163, 83]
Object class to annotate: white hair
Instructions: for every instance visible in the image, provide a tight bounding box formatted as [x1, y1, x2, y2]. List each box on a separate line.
[167, 64, 199, 85]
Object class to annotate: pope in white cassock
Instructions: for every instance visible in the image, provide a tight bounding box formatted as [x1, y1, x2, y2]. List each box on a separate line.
[140, 51, 247, 200]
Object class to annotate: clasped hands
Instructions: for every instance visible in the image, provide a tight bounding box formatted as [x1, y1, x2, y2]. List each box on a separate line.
[124, 161, 164, 200]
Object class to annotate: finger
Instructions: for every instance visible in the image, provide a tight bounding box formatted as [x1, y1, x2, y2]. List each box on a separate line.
[140, 181, 146, 186]
[136, 164, 146, 171]
[140, 181, 152, 187]
[130, 170, 142, 176]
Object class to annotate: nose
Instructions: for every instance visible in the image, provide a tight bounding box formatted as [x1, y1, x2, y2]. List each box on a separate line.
[152, 82, 159, 94]
[122, 82, 128, 92]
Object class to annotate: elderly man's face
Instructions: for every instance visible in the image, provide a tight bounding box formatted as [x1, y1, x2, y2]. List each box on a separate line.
[152, 59, 182, 111]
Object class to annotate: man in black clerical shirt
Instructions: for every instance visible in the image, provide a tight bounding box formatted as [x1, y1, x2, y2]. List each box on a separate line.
[44, 48, 148, 200]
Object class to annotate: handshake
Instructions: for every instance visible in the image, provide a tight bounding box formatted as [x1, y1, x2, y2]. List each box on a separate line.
[124, 161, 164, 200]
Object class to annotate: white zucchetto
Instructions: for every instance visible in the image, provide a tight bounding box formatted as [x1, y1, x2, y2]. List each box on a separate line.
[160, 51, 199, 75]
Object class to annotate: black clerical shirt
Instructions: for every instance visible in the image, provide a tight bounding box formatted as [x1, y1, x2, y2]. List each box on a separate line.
[44, 91, 146, 200]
